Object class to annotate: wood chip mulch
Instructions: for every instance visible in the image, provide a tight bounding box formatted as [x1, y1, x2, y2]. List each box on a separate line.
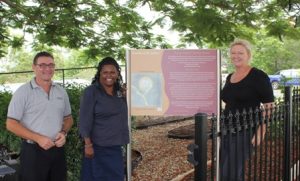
[131, 119, 195, 181]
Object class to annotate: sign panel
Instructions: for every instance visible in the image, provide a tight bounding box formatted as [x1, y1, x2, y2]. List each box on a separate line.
[128, 49, 220, 116]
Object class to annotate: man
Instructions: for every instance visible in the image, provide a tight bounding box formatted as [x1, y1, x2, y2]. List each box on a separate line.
[6, 51, 73, 181]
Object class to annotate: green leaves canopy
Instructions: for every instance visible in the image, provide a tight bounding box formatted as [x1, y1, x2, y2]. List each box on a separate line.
[0, 0, 170, 60]
[132, 0, 300, 47]
[1, 0, 300, 59]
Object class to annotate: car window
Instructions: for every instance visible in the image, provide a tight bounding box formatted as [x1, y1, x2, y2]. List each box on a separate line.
[292, 70, 300, 78]
[280, 70, 289, 77]
[280, 69, 300, 78]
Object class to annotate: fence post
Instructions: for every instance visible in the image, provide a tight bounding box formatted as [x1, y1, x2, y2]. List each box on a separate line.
[284, 86, 292, 181]
[62, 69, 65, 87]
[194, 113, 208, 181]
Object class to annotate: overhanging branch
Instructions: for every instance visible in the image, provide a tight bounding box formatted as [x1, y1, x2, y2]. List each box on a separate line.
[1, 0, 38, 22]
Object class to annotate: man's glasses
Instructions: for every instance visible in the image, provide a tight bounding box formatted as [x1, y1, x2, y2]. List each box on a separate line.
[35, 63, 55, 69]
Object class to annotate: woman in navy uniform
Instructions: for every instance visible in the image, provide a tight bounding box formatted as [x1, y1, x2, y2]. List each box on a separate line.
[79, 57, 129, 181]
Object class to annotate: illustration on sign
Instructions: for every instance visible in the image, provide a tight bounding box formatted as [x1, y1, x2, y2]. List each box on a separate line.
[131, 73, 162, 109]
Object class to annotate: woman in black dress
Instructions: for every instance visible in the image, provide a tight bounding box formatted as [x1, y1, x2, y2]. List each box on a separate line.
[220, 39, 274, 181]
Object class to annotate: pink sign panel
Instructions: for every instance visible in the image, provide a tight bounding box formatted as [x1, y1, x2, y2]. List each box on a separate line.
[129, 49, 219, 116]
[162, 50, 218, 115]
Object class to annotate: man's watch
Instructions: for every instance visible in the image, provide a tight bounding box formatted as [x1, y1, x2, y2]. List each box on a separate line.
[60, 130, 68, 136]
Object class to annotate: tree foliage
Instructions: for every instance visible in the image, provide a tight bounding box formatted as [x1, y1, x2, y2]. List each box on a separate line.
[253, 37, 300, 74]
[1, 0, 300, 68]
[1, 0, 300, 59]
[0, 0, 171, 60]
[130, 0, 300, 47]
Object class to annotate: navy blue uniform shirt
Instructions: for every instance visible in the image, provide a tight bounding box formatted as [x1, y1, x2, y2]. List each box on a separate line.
[79, 82, 129, 146]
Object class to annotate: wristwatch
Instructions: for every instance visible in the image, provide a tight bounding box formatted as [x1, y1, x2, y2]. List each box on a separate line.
[60, 130, 68, 136]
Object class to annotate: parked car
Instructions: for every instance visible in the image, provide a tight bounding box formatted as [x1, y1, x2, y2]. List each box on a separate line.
[268, 69, 300, 89]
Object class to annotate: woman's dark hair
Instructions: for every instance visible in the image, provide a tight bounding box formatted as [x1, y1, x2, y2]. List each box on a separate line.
[92, 57, 124, 94]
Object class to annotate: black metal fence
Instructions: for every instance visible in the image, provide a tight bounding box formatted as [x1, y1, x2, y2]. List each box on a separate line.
[189, 86, 300, 181]
[0, 67, 96, 87]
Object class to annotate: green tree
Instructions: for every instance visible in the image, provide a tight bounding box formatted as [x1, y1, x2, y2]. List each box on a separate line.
[252, 36, 300, 74]
[2, 0, 300, 59]
[0, 47, 96, 83]
[130, 0, 300, 47]
[284, 39, 300, 68]
[0, 0, 171, 60]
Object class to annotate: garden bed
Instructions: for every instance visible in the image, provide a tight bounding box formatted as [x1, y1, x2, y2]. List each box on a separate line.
[131, 119, 195, 180]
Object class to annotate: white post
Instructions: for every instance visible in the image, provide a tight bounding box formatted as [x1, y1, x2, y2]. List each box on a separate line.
[216, 49, 221, 181]
[126, 50, 132, 181]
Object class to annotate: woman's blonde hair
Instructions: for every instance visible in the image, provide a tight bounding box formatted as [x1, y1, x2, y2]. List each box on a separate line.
[230, 39, 252, 60]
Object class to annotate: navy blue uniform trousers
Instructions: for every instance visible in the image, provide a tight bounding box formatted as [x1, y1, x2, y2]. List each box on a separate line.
[81, 145, 124, 181]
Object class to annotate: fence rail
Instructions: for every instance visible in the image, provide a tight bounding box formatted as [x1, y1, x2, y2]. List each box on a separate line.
[0, 67, 96, 86]
[189, 86, 300, 181]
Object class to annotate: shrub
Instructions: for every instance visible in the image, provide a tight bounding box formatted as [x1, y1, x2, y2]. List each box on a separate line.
[64, 83, 87, 180]
[0, 90, 21, 151]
